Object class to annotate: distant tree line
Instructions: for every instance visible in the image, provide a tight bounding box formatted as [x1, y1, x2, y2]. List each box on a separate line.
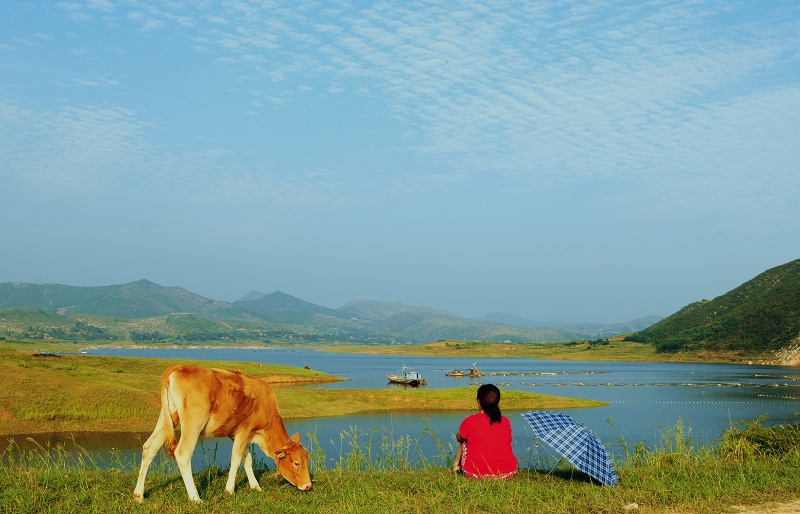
[6, 315, 405, 345]
[24, 321, 117, 341]
[130, 330, 165, 342]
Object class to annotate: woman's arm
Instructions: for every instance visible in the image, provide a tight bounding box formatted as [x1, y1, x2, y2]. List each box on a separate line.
[456, 430, 466, 444]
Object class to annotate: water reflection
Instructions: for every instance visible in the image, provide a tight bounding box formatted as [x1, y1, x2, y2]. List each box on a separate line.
[1, 432, 151, 471]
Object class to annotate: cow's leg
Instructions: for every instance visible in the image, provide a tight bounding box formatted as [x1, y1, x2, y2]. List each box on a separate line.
[243, 449, 262, 491]
[133, 411, 168, 502]
[225, 434, 250, 494]
[173, 424, 203, 502]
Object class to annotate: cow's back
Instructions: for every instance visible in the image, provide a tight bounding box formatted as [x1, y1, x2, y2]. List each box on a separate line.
[206, 368, 279, 438]
[165, 364, 280, 438]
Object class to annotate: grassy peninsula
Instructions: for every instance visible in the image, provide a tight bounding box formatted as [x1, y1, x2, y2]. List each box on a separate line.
[0, 344, 604, 436]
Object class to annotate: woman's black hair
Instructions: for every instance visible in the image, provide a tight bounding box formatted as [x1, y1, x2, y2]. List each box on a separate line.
[477, 383, 502, 425]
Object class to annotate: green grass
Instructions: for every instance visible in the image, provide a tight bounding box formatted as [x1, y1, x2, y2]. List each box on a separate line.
[2, 419, 800, 514]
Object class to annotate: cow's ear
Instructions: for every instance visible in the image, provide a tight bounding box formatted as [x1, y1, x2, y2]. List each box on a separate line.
[275, 450, 286, 459]
[291, 432, 301, 443]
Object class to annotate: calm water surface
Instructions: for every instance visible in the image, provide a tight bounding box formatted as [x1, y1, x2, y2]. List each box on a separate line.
[9, 347, 800, 469]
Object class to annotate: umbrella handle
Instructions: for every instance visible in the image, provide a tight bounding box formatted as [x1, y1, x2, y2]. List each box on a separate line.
[547, 456, 567, 477]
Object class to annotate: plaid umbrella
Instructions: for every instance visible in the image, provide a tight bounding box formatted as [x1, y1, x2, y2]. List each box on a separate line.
[520, 410, 619, 486]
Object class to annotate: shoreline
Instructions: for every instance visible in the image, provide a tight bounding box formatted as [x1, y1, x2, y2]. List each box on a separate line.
[2, 337, 780, 365]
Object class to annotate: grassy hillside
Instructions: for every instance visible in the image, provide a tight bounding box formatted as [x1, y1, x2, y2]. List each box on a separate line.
[0, 280, 255, 320]
[370, 311, 582, 343]
[628, 259, 800, 353]
[0, 308, 321, 344]
[234, 290, 349, 319]
[340, 300, 449, 320]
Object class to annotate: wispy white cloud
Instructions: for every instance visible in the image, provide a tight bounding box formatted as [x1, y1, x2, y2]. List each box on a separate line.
[72, 77, 119, 87]
[0, 98, 360, 212]
[128, 11, 163, 31]
[86, 0, 113, 12]
[5, 0, 800, 220]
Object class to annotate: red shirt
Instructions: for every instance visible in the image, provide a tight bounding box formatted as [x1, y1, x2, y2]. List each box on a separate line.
[458, 412, 517, 478]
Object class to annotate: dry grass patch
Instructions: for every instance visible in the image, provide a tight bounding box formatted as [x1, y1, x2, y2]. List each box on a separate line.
[0, 346, 341, 435]
[323, 340, 773, 364]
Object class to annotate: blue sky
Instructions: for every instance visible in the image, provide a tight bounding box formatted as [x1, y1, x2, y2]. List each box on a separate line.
[1, 1, 798, 324]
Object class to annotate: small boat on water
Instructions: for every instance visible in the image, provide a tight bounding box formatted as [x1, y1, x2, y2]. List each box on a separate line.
[387, 367, 427, 386]
[467, 365, 484, 377]
[446, 363, 483, 378]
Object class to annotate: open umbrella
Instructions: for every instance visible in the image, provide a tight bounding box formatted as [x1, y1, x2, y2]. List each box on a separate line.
[520, 410, 619, 486]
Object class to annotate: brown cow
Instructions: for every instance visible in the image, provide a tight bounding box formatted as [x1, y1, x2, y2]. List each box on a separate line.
[133, 364, 312, 502]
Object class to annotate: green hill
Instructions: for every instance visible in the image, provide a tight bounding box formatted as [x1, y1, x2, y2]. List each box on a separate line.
[339, 300, 449, 320]
[0, 280, 257, 321]
[0, 307, 120, 341]
[628, 259, 800, 353]
[367, 311, 582, 343]
[234, 290, 349, 319]
[0, 308, 313, 343]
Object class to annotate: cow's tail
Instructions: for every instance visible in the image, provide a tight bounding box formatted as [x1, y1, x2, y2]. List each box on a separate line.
[161, 369, 178, 459]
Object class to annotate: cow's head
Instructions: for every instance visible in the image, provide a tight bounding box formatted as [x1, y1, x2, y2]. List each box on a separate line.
[275, 432, 312, 491]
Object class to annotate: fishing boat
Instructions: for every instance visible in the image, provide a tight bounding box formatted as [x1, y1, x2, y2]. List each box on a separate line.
[387, 366, 427, 386]
[446, 363, 483, 378]
[467, 363, 484, 377]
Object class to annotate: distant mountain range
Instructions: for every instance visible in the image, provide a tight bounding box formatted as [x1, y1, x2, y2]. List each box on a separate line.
[480, 312, 663, 339]
[0, 280, 660, 344]
[2, 259, 797, 354]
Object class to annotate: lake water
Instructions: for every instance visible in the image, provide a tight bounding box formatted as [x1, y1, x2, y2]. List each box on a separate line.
[7, 347, 800, 470]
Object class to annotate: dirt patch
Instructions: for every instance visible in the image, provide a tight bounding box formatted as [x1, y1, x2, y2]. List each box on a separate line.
[663, 500, 800, 514]
[731, 500, 800, 514]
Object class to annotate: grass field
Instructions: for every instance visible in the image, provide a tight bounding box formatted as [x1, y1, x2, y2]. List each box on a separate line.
[2, 418, 800, 514]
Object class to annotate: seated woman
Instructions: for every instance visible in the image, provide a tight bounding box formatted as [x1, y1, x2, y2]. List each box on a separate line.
[454, 383, 517, 479]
